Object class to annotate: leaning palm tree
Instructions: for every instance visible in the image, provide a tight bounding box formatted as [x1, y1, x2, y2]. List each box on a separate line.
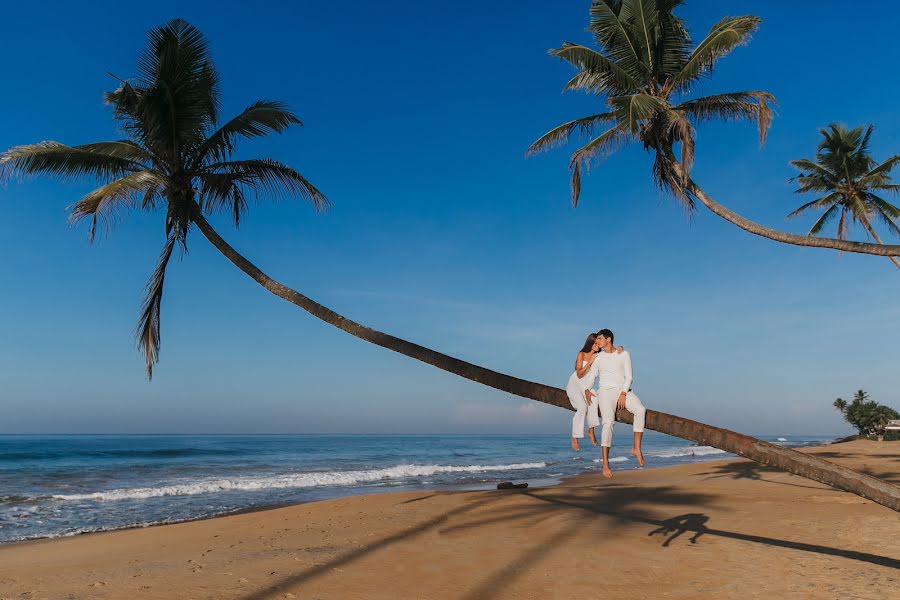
[2, 19, 898, 512]
[528, 0, 900, 259]
[788, 123, 900, 269]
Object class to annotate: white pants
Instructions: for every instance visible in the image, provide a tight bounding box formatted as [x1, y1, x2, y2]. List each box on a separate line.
[566, 379, 590, 438]
[597, 389, 646, 447]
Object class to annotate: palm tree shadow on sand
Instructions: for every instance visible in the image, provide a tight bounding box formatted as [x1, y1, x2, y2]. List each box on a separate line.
[237, 485, 899, 600]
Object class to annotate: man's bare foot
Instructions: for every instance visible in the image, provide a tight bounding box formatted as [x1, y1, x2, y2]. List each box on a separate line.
[572, 438, 580, 452]
[602, 465, 613, 478]
[630, 448, 645, 467]
[587, 428, 598, 446]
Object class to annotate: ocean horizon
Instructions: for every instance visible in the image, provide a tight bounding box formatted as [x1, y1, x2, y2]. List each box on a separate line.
[0, 432, 838, 544]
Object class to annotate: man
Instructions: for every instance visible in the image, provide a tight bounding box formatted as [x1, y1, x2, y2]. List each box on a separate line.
[584, 329, 646, 478]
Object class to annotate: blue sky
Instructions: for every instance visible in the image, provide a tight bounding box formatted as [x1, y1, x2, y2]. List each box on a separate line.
[1, 1, 898, 436]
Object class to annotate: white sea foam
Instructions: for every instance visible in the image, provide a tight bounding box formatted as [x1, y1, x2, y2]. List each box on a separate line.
[648, 446, 727, 459]
[776, 438, 788, 442]
[591, 457, 629, 463]
[52, 462, 546, 502]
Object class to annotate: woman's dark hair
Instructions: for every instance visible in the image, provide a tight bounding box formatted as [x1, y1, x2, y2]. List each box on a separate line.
[580, 333, 598, 353]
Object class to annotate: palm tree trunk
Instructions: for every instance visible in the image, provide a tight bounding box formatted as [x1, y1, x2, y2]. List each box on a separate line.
[861, 223, 900, 270]
[192, 212, 900, 512]
[666, 162, 900, 258]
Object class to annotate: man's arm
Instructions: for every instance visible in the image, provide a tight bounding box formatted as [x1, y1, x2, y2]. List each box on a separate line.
[620, 351, 633, 395]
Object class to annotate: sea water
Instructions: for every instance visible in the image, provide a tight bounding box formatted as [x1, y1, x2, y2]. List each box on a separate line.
[0, 433, 834, 543]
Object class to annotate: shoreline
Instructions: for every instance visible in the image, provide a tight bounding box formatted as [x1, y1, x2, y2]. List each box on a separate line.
[0, 437, 842, 548]
[0, 439, 761, 547]
[1, 439, 896, 599]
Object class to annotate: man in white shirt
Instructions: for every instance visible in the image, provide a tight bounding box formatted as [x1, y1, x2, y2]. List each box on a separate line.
[584, 328, 646, 478]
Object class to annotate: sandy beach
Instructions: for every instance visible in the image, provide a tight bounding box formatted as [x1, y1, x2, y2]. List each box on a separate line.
[1, 439, 897, 600]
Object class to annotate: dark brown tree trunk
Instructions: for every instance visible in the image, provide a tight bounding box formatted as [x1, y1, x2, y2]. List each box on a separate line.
[192, 213, 900, 512]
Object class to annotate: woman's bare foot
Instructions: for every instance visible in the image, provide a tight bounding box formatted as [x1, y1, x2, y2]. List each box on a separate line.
[602, 465, 613, 478]
[587, 428, 598, 446]
[630, 448, 645, 467]
[572, 438, 580, 452]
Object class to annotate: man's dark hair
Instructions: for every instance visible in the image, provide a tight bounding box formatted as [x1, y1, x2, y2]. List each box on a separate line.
[596, 328, 614, 344]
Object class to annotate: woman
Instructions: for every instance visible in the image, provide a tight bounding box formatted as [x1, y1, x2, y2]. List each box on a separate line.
[566, 333, 623, 451]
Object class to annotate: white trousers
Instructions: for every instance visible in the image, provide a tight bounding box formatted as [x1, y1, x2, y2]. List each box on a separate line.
[597, 389, 646, 447]
[566, 379, 589, 438]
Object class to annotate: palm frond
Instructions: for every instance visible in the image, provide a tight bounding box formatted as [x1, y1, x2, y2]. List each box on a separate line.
[0, 142, 145, 181]
[69, 170, 167, 241]
[199, 158, 329, 217]
[619, 0, 659, 74]
[653, 0, 692, 80]
[862, 154, 900, 181]
[608, 93, 667, 134]
[195, 100, 302, 165]
[567, 125, 629, 206]
[551, 43, 640, 95]
[786, 191, 841, 219]
[674, 91, 775, 145]
[807, 204, 840, 236]
[670, 16, 761, 90]
[130, 19, 221, 163]
[866, 193, 900, 237]
[791, 175, 833, 194]
[526, 112, 616, 156]
[588, 0, 648, 81]
[136, 235, 177, 379]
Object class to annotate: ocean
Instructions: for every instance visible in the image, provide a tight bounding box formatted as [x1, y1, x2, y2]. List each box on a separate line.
[0, 432, 835, 544]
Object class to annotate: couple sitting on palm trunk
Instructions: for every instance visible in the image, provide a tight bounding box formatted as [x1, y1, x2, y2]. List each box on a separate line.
[566, 329, 646, 478]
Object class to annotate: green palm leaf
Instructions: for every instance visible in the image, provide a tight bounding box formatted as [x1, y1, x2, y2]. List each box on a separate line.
[195, 100, 302, 165]
[0, 142, 146, 180]
[526, 112, 616, 156]
[588, 0, 648, 81]
[807, 204, 841, 236]
[608, 93, 666, 133]
[669, 16, 761, 90]
[551, 43, 640, 95]
[200, 158, 328, 214]
[568, 126, 629, 206]
[674, 91, 774, 145]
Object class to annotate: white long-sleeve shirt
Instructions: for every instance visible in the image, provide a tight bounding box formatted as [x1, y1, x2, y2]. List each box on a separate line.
[586, 349, 633, 395]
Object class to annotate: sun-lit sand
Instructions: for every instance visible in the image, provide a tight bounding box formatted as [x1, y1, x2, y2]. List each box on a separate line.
[1, 439, 897, 600]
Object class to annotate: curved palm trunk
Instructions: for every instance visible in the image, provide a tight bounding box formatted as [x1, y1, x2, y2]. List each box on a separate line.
[861, 223, 900, 270]
[192, 213, 900, 512]
[668, 162, 900, 258]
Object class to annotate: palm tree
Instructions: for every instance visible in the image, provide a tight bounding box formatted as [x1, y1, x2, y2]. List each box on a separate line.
[2, 19, 899, 512]
[789, 124, 900, 269]
[528, 0, 900, 260]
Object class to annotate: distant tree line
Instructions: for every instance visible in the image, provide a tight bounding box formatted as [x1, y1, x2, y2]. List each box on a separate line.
[834, 390, 899, 438]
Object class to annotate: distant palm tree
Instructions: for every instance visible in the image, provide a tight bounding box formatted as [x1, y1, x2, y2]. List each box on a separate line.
[789, 124, 900, 269]
[2, 19, 899, 512]
[528, 0, 900, 259]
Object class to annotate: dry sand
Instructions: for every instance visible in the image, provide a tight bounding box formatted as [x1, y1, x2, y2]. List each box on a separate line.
[1, 439, 898, 600]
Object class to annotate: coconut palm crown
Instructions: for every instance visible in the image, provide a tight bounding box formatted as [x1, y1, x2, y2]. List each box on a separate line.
[527, 0, 774, 208]
[788, 123, 900, 268]
[0, 19, 327, 376]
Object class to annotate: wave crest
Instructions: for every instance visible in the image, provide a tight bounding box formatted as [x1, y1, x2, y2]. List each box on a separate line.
[52, 462, 546, 502]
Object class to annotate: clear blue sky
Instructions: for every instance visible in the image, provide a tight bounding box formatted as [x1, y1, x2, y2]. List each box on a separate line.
[1, 1, 898, 436]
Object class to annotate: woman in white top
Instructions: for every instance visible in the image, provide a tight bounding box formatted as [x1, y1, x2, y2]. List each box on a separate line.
[566, 333, 623, 451]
